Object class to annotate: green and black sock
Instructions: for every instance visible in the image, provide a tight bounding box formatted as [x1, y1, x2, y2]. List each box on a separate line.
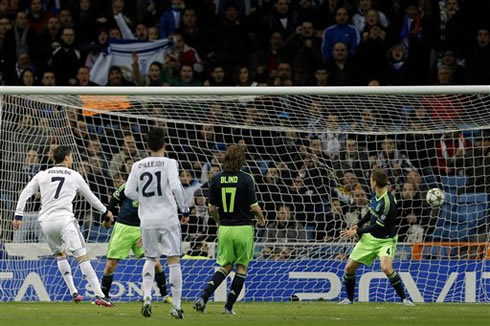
[343, 273, 356, 301]
[154, 271, 168, 297]
[225, 272, 246, 311]
[202, 268, 228, 303]
[388, 271, 406, 300]
[101, 273, 113, 298]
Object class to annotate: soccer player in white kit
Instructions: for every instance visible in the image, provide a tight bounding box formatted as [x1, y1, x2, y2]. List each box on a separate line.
[12, 146, 114, 307]
[125, 127, 189, 319]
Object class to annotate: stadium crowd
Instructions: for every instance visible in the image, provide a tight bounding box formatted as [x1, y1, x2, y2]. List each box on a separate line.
[0, 0, 489, 86]
[0, 0, 489, 259]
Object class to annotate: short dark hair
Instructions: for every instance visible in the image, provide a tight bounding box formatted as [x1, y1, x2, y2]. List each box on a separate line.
[371, 168, 388, 188]
[53, 146, 72, 164]
[146, 127, 166, 151]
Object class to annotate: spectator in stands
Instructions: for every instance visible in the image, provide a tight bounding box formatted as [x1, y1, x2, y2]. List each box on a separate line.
[401, 107, 437, 175]
[38, 17, 60, 70]
[203, 64, 228, 86]
[212, 3, 249, 72]
[253, 31, 284, 85]
[311, 65, 328, 86]
[321, 7, 360, 62]
[376, 135, 415, 186]
[180, 168, 202, 209]
[87, 154, 113, 209]
[257, 164, 289, 217]
[4, 51, 36, 85]
[147, 25, 159, 41]
[333, 135, 371, 189]
[271, 60, 293, 86]
[171, 63, 201, 86]
[84, 28, 108, 70]
[50, 27, 81, 85]
[19, 68, 35, 86]
[159, 0, 185, 39]
[109, 134, 147, 178]
[166, 32, 203, 74]
[179, 7, 208, 58]
[106, 65, 135, 86]
[76, 66, 99, 86]
[435, 65, 453, 85]
[3, 10, 38, 68]
[319, 112, 345, 159]
[383, 43, 408, 85]
[352, 0, 389, 34]
[460, 131, 490, 194]
[283, 20, 322, 86]
[397, 181, 426, 243]
[39, 70, 56, 86]
[57, 8, 74, 29]
[26, 0, 52, 35]
[262, 0, 298, 43]
[465, 27, 490, 85]
[334, 170, 364, 206]
[233, 65, 257, 86]
[342, 183, 368, 227]
[399, 0, 433, 85]
[437, 0, 465, 58]
[356, 8, 389, 84]
[264, 204, 307, 243]
[436, 49, 464, 85]
[84, 137, 110, 169]
[326, 41, 358, 86]
[406, 169, 429, 200]
[76, 0, 97, 48]
[132, 53, 163, 86]
[314, 0, 340, 31]
[318, 197, 346, 241]
[436, 130, 471, 176]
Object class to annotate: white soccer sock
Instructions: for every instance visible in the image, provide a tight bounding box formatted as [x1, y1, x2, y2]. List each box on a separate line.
[79, 260, 105, 297]
[169, 264, 182, 310]
[57, 257, 77, 295]
[142, 258, 156, 302]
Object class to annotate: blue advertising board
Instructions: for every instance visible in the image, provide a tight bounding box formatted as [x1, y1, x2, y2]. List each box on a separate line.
[1, 259, 489, 302]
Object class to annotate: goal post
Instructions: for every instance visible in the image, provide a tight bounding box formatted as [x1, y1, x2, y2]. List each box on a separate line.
[0, 86, 489, 303]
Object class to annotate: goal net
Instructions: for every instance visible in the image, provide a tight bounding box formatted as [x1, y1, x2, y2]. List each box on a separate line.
[1, 86, 489, 303]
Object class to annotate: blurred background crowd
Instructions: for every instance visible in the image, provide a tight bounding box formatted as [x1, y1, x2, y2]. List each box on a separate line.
[0, 0, 489, 87]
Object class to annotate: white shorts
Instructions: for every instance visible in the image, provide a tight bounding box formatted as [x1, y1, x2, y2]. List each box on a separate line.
[141, 224, 182, 258]
[40, 218, 86, 257]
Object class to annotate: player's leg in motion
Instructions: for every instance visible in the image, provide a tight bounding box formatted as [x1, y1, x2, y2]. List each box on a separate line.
[101, 258, 119, 298]
[340, 258, 359, 304]
[55, 253, 81, 303]
[76, 253, 114, 307]
[380, 257, 414, 306]
[224, 264, 247, 314]
[194, 264, 232, 312]
[155, 259, 172, 303]
[168, 256, 184, 319]
[141, 256, 156, 317]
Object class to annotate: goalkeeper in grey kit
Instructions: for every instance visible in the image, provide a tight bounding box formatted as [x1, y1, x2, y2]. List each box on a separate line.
[339, 168, 414, 306]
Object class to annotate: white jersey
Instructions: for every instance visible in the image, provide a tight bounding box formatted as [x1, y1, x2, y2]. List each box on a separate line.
[15, 166, 107, 222]
[125, 156, 188, 229]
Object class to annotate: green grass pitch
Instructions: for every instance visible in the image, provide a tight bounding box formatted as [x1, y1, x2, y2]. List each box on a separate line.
[1, 302, 489, 326]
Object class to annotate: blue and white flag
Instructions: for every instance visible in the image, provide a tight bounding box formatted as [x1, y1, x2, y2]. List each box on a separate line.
[90, 38, 173, 86]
